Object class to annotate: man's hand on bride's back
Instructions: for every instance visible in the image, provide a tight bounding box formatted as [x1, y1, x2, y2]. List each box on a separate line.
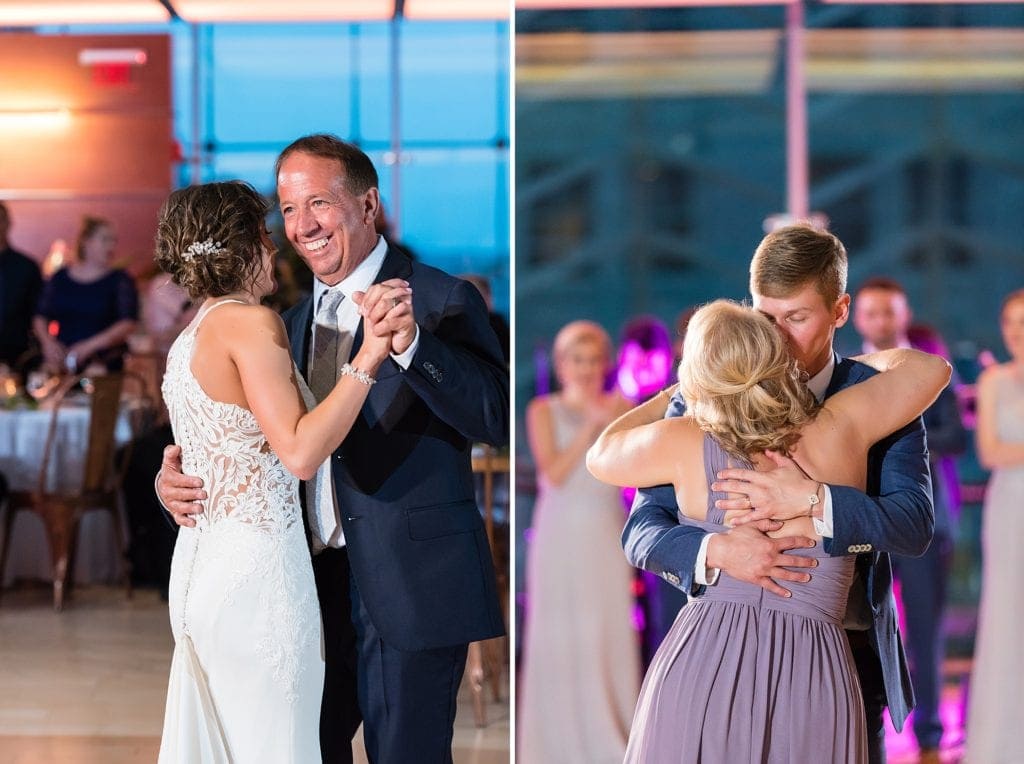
[706, 524, 817, 599]
[158, 444, 207, 528]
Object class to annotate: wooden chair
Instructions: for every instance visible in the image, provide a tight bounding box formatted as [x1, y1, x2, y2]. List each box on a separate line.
[467, 445, 511, 727]
[0, 373, 132, 610]
[123, 351, 169, 429]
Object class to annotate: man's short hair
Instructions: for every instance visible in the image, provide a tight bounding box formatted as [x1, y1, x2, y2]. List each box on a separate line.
[750, 224, 848, 307]
[855, 275, 906, 298]
[274, 134, 379, 196]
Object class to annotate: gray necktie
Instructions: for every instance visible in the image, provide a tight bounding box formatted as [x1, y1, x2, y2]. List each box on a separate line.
[307, 288, 345, 547]
[309, 288, 345, 403]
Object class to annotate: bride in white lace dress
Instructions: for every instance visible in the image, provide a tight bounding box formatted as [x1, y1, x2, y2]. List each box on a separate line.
[152, 181, 411, 763]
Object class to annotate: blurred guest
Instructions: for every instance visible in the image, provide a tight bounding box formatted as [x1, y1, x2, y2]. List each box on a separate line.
[0, 202, 43, 370]
[671, 305, 698, 368]
[519, 320, 640, 764]
[967, 289, 1024, 762]
[142, 270, 195, 357]
[907, 324, 967, 526]
[33, 216, 138, 373]
[853, 278, 966, 760]
[460, 273, 510, 363]
[374, 201, 418, 261]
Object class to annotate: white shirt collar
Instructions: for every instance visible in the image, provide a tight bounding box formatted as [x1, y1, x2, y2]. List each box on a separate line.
[806, 353, 836, 403]
[311, 235, 388, 309]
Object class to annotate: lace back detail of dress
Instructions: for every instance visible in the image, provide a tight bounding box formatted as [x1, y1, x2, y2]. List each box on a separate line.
[161, 299, 300, 534]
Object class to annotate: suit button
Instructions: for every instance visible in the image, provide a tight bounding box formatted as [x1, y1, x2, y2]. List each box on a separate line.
[664, 572, 680, 586]
[847, 545, 856, 553]
[863, 544, 872, 552]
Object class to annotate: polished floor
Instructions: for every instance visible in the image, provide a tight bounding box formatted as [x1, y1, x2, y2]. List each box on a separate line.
[0, 585, 509, 764]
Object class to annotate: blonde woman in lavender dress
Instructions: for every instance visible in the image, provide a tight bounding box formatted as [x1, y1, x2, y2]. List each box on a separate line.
[153, 181, 409, 762]
[588, 300, 950, 763]
[519, 320, 641, 764]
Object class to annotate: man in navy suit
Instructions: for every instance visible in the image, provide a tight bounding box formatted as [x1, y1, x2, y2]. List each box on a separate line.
[159, 135, 508, 763]
[623, 224, 933, 764]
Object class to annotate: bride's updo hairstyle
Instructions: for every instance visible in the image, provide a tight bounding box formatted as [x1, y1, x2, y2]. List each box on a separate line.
[155, 181, 270, 300]
[678, 299, 820, 461]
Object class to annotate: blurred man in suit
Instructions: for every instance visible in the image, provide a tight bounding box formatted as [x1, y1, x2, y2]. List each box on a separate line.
[0, 202, 42, 369]
[853, 276, 966, 762]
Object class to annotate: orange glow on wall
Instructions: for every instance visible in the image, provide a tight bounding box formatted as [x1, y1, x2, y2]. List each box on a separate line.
[0, 34, 172, 275]
[404, 0, 509, 19]
[0, 109, 72, 131]
[172, 0, 393, 22]
[0, 1, 170, 25]
[516, 0, 783, 7]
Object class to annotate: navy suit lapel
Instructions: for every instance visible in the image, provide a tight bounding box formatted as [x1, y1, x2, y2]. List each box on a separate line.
[824, 354, 861, 398]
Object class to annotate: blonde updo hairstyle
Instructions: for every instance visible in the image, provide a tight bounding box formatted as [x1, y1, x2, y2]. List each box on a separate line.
[552, 320, 612, 386]
[678, 300, 820, 461]
[154, 181, 270, 300]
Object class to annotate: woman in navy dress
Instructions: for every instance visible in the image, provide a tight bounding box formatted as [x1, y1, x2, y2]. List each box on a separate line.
[34, 216, 138, 373]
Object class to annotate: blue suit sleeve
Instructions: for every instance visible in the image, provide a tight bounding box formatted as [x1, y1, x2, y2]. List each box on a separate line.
[827, 416, 934, 558]
[620, 391, 707, 594]
[402, 278, 509, 446]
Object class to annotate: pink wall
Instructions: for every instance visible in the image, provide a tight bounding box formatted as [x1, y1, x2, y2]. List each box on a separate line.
[0, 33, 172, 277]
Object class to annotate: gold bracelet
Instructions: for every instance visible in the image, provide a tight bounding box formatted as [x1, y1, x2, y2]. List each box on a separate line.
[339, 363, 376, 386]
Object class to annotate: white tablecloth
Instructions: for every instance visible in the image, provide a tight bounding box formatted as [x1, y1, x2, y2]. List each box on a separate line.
[0, 401, 134, 587]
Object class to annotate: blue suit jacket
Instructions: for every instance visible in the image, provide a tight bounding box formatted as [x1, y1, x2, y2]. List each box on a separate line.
[282, 244, 509, 652]
[622, 355, 933, 731]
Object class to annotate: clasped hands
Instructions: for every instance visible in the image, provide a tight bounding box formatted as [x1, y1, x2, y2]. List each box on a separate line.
[351, 278, 415, 356]
[705, 450, 821, 598]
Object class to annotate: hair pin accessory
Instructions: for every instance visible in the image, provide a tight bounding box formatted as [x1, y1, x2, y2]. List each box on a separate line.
[182, 238, 225, 262]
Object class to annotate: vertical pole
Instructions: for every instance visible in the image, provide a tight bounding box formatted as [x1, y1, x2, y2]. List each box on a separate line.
[190, 23, 202, 186]
[785, 0, 808, 219]
[389, 14, 403, 239]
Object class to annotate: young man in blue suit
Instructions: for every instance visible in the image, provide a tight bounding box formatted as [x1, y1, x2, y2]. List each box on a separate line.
[623, 224, 933, 764]
[158, 135, 509, 763]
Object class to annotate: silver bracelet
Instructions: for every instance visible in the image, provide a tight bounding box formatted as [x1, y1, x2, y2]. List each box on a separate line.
[339, 362, 376, 386]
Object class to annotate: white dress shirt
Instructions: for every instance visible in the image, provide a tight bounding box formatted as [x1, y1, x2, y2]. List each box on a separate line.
[307, 236, 420, 550]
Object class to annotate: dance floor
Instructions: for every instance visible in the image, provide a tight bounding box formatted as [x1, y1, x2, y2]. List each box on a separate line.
[0, 585, 509, 764]
[0, 583, 968, 763]
[885, 673, 968, 763]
